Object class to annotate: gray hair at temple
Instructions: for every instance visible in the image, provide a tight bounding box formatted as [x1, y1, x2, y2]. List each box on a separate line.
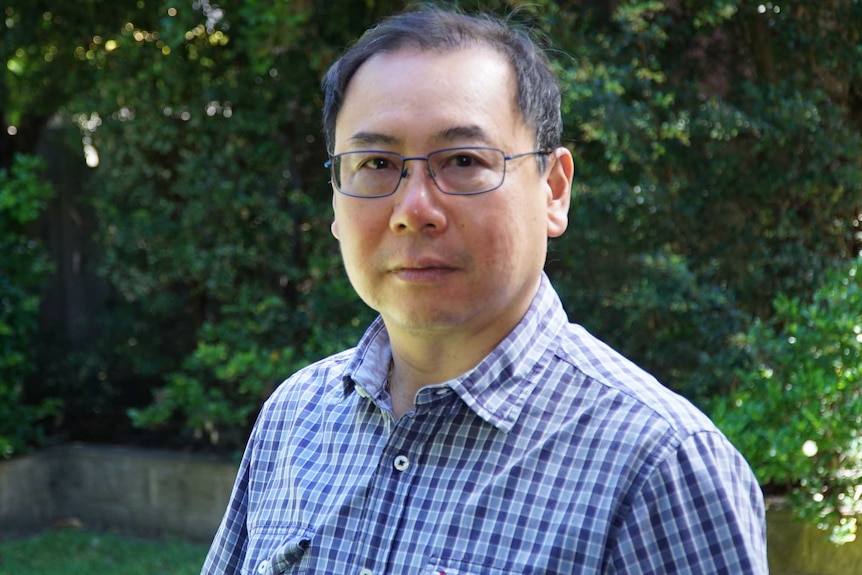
[321, 6, 563, 155]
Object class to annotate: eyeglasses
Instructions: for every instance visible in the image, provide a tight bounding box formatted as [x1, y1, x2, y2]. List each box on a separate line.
[325, 146, 552, 198]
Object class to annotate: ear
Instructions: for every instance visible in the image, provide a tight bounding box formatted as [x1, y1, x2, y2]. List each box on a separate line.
[330, 193, 341, 240]
[545, 147, 573, 238]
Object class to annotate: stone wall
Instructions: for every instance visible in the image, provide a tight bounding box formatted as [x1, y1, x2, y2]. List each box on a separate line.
[0, 450, 59, 535]
[0, 444, 236, 543]
[766, 500, 862, 575]
[1, 444, 861, 573]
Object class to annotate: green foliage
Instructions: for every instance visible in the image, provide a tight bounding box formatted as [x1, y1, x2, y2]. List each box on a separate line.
[129, 294, 299, 446]
[544, 0, 862, 403]
[129, 288, 368, 446]
[3, 1, 861, 547]
[578, 247, 748, 405]
[712, 258, 862, 544]
[70, 0, 376, 449]
[0, 154, 58, 457]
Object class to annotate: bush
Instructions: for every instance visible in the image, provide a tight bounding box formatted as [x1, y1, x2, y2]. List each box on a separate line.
[71, 2, 378, 450]
[127, 290, 368, 448]
[0, 154, 58, 457]
[711, 257, 862, 544]
[549, 244, 749, 406]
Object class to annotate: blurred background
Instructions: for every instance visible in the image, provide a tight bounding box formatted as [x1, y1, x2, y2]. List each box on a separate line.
[2, 0, 861, 552]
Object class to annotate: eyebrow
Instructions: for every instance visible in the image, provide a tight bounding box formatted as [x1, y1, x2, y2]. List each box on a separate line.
[347, 132, 400, 148]
[434, 125, 490, 145]
[344, 124, 492, 150]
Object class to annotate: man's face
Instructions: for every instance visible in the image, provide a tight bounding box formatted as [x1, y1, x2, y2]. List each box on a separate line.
[331, 46, 571, 341]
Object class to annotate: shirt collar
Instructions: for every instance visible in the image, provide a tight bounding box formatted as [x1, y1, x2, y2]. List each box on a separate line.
[342, 273, 567, 432]
[341, 318, 391, 399]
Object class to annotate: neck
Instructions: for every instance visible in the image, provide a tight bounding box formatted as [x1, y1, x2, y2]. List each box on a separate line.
[385, 324, 508, 419]
[381, 275, 543, 418]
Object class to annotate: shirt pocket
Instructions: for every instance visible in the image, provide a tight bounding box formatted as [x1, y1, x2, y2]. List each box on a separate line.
[242, 525, 315, 575]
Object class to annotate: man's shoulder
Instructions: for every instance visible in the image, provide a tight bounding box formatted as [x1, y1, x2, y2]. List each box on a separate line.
[552, 322, 717, 438]
[262, 347, 356, 410]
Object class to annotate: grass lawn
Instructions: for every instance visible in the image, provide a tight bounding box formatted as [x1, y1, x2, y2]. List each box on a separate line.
[0, 529, 209, 575]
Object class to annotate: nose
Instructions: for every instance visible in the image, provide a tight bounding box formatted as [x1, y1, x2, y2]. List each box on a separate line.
[389, 159, 448, 234]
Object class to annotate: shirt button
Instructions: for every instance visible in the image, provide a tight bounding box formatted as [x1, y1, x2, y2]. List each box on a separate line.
[257, 559, 270, 574]
[359, 569, 374, 575]
[393, 454, 410, 472]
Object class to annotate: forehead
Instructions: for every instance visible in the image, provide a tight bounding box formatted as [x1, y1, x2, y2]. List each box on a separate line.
[334, 46, 530, 150]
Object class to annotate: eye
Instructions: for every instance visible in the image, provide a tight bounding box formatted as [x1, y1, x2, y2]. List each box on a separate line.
[358, 155, 397, 170]
[451, 154, 477, 167]
[440, 151, 488, 169]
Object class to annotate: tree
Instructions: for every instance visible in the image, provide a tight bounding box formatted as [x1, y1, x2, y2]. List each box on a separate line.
[57, 0, 402, 446]
[712, 257, 862, 544]
[540, 0, 862, 403]
[0, 155, 57, 457]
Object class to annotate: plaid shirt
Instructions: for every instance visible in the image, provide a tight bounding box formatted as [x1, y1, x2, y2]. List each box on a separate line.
[202, 275, 767, 575]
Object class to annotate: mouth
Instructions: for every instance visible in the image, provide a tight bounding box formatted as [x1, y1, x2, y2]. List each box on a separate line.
[389, 258, 459, 282]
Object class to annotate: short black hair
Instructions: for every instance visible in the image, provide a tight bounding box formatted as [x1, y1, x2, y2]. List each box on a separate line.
[321, 6, 562, 154]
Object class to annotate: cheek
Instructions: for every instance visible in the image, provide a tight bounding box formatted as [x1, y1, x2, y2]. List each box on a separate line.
[332, 202, 374, 245]
[334, 216, 380, 273]
[491, 202, 547, 265]
[471, 216, 519, 269]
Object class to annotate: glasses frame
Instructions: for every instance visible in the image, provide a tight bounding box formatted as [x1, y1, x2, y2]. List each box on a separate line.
[325, 146, 553, 198]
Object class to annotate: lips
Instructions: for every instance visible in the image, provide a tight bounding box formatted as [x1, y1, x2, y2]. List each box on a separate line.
[388, 255, 460, 282]
[391, 258, 456, 272]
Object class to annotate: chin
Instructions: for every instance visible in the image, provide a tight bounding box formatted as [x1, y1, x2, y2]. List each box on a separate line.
[383, 307, 472, 332]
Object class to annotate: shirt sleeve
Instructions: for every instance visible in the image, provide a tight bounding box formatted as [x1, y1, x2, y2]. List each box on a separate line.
[200, 433, 254, 575]
[607, 430, 768, 574]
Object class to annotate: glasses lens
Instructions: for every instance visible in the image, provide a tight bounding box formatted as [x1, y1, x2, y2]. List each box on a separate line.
[428, 147, 505, 194]
[332, 151, 403, 197]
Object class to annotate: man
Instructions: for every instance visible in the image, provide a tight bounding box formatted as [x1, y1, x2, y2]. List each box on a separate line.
[202, 7, 767, 574]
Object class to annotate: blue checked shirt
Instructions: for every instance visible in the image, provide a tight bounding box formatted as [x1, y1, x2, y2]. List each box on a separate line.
[202, 275, 767, 574]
